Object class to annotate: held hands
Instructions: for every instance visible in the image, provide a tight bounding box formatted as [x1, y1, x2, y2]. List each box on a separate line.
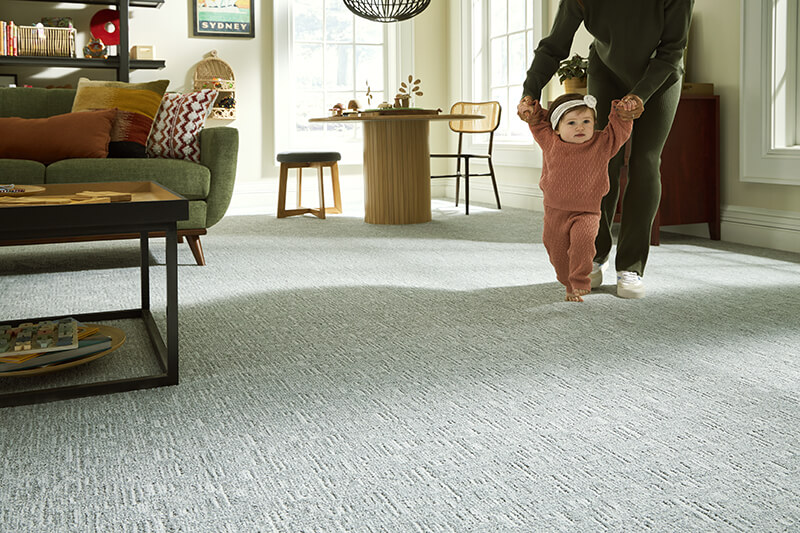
[517, 96, 544, 125]
[615, 94, 644, 120]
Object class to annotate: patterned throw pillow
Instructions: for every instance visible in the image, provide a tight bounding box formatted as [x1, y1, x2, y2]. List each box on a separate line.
[71, 77, 169, 158]
[146, 90, 218, 162]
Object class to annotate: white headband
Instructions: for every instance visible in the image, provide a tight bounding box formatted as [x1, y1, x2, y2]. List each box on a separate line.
[550, 94, 597, 129]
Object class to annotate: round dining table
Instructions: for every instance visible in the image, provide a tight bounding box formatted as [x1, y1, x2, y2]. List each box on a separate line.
[309, 112, 483, 224]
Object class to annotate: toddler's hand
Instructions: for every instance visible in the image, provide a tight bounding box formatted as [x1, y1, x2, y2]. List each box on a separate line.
[616, 94, 644, 120]
[517, 96, 534, 123]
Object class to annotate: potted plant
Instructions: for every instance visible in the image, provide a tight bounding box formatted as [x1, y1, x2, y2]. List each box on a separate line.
[557, 54, 588, 94]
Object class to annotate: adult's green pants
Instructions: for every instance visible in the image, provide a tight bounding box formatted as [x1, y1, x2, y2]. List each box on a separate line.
[588, 55, 682, 276]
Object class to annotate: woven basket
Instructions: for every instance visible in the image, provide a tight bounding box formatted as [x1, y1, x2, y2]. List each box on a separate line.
[18, 25, 76, 58]
[193, 50, 236, 120]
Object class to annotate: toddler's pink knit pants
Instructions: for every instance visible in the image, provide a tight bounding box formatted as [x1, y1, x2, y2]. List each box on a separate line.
[543, 207, 601, 293]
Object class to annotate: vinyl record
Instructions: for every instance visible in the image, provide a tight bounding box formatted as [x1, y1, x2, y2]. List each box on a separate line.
[90, 9, 120, 46]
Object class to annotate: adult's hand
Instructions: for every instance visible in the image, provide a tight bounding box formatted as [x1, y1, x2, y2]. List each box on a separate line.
[517, 96, 535, 123]
[618, 94, 644, 120]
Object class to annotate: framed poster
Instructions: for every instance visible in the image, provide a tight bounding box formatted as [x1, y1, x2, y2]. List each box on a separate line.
[0, 74, 17, 88]
[193, 0, 254, 38]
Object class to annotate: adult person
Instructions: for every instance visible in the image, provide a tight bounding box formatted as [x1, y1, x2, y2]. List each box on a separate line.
[517, 0, 694, 299]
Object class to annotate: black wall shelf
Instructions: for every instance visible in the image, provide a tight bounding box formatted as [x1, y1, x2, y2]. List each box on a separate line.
[0, 55, 165, 70]
[18, 0, 164, 7]
[0, 0, 165, 82]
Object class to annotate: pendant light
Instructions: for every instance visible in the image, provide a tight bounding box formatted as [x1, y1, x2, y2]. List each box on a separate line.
[342, 0, 432, 23]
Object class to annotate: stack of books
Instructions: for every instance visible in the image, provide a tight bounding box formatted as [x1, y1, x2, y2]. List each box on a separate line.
[0, 318, 113, 374]
[1, 21, 18, 57]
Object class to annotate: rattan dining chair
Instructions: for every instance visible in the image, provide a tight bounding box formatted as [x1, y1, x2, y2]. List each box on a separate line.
[430, 101, 502, 215]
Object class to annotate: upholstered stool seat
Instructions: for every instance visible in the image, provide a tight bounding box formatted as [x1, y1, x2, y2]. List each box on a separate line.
[276, 151, 342, 219]
[277, 152, 341, 164]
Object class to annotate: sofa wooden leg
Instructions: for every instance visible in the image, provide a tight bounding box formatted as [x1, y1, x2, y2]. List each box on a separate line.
[185, 235, 206, 266]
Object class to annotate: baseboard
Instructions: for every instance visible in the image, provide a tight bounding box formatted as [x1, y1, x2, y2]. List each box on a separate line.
[441, 180, 544, 211]
[451, 184, 800, 255]
[229, 175, 365, 216]
[229, 181, 800, 255]
[721, 205, 800, 253]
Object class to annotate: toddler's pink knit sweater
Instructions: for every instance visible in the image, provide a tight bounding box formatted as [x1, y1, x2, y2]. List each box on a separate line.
[530, 100, 632, 213]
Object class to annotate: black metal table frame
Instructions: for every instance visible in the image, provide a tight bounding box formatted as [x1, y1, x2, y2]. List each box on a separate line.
[0, 190, 185, 408]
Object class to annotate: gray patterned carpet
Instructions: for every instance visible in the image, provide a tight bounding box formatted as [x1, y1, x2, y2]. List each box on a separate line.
[1, 203, 799, 532]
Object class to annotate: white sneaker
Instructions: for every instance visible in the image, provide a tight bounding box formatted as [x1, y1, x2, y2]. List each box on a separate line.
[617, 271, 645, 299]
[589, 261, 608, 288]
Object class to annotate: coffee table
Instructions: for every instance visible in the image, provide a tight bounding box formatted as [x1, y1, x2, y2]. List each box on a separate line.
[0, 181, 188, 407]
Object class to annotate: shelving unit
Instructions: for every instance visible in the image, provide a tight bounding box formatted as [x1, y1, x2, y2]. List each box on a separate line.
[0, 0, 165, 82]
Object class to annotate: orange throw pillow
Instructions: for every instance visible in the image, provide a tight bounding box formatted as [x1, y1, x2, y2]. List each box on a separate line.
[0, 109, 116, 164]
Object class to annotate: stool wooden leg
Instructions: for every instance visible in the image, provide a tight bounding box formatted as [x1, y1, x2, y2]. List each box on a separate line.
[315, 164, 326, 219]
[328, 162, 343, 214]
[296, 167, 303, 207]
[277, 163, 289, 218]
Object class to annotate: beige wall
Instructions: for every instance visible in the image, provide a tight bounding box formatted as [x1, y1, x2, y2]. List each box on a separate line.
[690, 0, 800, 217]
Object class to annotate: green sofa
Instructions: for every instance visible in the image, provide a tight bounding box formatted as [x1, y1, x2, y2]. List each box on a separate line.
[0, 87, 239, 265]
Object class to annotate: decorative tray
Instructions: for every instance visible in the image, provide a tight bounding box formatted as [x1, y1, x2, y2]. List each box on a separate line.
[0, 324, 125, 377]
[0, 184, 45, 197]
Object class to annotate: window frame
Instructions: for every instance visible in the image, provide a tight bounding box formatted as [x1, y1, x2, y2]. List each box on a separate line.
[459, 0, 547, 167]
[273, 0, 413, 165]
[740, 0, 800, 185]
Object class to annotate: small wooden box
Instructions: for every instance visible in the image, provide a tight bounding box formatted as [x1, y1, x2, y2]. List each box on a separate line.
[682, 82, 714, 95]
[130, 45, 154, 60]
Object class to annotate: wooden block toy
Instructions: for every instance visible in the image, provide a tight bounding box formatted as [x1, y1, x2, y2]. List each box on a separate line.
[0, 318, 79, 359]
[75, 190, 132, 202]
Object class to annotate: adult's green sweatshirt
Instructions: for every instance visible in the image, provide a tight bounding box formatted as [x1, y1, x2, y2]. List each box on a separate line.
[522, 0, 694, 103]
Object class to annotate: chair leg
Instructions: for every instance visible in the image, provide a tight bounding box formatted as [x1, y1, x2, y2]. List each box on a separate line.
[455, 158, 461, 207]
[328, 162, 343, 214]
[464, 158, 470, 215]
[489, 158, 501, 209]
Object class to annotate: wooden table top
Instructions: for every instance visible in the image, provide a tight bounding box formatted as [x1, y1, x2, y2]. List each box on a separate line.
[310, 113, 484, 123]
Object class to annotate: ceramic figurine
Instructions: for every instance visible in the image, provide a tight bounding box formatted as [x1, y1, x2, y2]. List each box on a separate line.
[330, 103, 344, 116]
[84, 38, 107, 59]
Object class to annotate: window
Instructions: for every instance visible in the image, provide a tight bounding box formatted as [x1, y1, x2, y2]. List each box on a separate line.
[274, 0, 411, 163]
[740, 0, 800, 185]
[461, 0, 546, 165]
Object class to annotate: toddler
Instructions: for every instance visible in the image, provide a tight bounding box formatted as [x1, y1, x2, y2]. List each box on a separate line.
[526, 93, 633, 301]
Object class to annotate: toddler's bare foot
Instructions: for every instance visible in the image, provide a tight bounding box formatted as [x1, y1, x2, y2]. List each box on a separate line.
[565, 288, 590, 302]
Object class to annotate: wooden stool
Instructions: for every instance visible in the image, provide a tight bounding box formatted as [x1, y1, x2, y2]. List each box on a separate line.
[277, 151, 342, 219]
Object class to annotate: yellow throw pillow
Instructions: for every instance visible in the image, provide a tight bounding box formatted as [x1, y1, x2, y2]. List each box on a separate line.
[71, 77, 169, 158]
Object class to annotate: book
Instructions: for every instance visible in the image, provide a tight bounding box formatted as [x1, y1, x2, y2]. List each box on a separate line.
[0, 333, 112, 373]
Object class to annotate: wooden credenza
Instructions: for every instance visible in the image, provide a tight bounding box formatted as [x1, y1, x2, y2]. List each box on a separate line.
[617, 94, 721, 245]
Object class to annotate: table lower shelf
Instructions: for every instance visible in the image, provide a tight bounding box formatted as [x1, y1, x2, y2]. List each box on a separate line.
[0, 308, 175, 408]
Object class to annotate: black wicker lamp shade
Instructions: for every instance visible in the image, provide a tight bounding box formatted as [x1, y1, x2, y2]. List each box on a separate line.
[342, 0, 431, 22]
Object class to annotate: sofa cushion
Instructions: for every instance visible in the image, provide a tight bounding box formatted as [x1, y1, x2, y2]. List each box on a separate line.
[147, 90, 218, 163]
[71, 77, 169, 159]
[0, 159, 47, 184]
[0, 109, 116, 164]
[45, 158, 211, 200]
